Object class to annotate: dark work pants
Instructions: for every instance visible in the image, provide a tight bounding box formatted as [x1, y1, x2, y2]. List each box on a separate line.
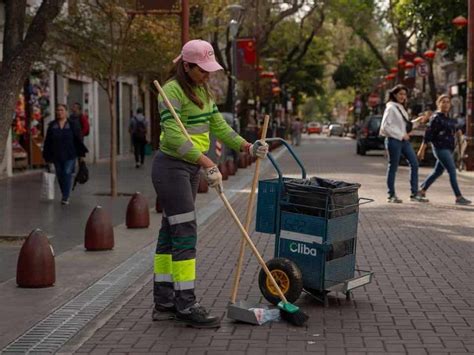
[133, 136, 146, 164]
[151, 151, 200, 311]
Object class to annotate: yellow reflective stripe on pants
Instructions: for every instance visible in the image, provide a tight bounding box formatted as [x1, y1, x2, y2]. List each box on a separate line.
[172, 259, 195, 283]
[154, 254, 172, 278]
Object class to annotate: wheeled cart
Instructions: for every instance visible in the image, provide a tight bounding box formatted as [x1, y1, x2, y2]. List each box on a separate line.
[256, 138, 373, 306]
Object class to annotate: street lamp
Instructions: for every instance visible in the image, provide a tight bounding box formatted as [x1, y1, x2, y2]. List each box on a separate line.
[226, 4, 244, 122]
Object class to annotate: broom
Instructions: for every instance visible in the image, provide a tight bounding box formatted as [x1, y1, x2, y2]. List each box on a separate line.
[229, 114, 270, 306]
[153, 79, 308, 326]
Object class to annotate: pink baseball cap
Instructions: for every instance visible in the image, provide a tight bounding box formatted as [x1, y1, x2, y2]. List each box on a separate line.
[173, 39, 223, 72]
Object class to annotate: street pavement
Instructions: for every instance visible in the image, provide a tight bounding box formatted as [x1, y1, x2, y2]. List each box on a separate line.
[2, 134, 474, 354]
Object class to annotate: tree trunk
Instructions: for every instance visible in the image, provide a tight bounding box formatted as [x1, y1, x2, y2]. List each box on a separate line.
[107, 79, 118, 197]
[0, 0, 65, 170]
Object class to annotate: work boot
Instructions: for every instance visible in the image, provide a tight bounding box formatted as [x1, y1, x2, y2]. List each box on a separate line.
[175, 303, 221, 329]
[152, 304, 176, 321]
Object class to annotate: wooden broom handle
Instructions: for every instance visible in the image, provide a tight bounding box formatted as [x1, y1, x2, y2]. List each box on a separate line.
[230, 115, 270, 303]
[218, 189, 288, 303]
[153, 80, 192, 141]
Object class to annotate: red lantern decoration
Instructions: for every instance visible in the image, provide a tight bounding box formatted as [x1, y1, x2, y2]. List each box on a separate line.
[424, 49, 436, 59]
[390, 67, 399, 74]
[272, 86, 281, 95]
[259, 71, 275, 79]
[397, 59, 406, 67]
[271, 78, 279, 84]
[413, 56, 425, 65]
[405, 61, 415, 69]
[435, 40, 448, 50]
[385, 74, 395, 81]
[452, 15, 468, 29]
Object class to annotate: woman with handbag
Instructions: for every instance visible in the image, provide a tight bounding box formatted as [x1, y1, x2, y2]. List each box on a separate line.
[417, 95, 471, 205]
[43, 104, 88, 205]
[380, 84, 427, 203]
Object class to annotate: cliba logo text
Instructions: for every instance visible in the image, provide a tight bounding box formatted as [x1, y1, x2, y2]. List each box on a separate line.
[289, 242, 317, 256]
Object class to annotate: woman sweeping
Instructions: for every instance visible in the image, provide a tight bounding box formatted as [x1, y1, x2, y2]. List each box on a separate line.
[151, 39, 269, 328]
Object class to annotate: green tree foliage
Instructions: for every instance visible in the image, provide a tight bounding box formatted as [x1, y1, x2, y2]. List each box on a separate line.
[332, 48, 380, 92]
[400, 0, 467, 57]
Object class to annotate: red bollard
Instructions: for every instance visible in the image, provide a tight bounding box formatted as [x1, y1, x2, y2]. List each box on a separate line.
[198, 172, 209, 193]
[126, 192, 150, 229]
[85, 206, 114, 251]
[155, 195, 163, 213]
[17, 229, 55, 288]
[218, 162, 229, 181]
[226, 159, 236, 175]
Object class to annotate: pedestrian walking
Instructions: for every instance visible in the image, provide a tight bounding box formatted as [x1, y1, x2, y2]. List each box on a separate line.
[291, 117, 303, 146]
[151, 39, 269, 328]
[417, 94, 471, 205]
[42, 104, 88, 205]
[380, 84, 427, 203]
[129, 108, 148, 168]
[69, 102, 90, 139]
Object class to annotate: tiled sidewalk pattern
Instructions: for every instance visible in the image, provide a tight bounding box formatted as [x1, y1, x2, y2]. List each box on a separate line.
[71, 136, 474, 354]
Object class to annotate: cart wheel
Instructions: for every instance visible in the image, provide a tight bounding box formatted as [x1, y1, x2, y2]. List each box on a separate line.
[345, 291, 352, 301]
[258, 258, 303, 305]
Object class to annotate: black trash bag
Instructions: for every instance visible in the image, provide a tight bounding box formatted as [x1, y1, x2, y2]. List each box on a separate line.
[73, 161, 89, 190]
[283, 177, 360, 218]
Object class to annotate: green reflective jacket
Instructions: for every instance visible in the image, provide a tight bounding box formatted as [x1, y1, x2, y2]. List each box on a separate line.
[158, 79, 245, 164]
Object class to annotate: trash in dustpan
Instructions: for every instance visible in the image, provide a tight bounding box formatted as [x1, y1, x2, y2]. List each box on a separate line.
[227, 300, 280, 325]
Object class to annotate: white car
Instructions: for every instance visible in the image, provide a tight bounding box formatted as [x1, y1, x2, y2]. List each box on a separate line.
[328, 124, 344, 137]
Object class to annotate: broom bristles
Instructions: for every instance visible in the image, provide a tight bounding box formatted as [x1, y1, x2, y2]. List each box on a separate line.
[280, 308, 309, 326]
[277, 301, 309, 326]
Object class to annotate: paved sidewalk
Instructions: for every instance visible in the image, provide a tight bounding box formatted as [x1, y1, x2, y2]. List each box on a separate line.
[52, 136, 474, 355]
[3, 136, 474, 354]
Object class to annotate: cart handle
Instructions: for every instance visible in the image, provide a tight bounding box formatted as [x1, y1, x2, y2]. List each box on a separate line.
[266, 138, 307, 180]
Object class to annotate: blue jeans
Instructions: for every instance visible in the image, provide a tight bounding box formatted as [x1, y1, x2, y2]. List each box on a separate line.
[385, 137, 419, 196]
[54, 159, 76, 201]
[420, 147, 462, 197]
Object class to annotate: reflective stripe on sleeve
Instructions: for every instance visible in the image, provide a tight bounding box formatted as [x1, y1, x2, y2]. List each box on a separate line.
[167, 210, 196, 225]
[227, 131, 239, 140]
[177, 141, 194, 156]
[159, 98, 182, 112]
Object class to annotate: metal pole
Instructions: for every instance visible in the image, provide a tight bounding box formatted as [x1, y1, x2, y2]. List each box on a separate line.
[181, 0, 189, 45]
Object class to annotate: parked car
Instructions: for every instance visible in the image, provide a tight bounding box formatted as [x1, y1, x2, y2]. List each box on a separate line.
[321, 124, 330, 135]
[307, 121, 321, 134]
[356, 115, 384, 155]
[328, 123, 344, 137]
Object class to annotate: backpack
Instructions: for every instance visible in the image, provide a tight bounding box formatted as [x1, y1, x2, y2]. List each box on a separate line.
[80, 114, 90, 137]
[133, 117, 147, 139]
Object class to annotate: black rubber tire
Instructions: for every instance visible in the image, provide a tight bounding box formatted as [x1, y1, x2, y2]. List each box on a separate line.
[258, 257, 303, 305]
[359, 145, 367, 156]
[356, 144, 361, 155]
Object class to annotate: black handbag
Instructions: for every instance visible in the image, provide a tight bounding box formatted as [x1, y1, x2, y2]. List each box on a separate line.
[395, 106, 413, 133]
[73, 161, 89, 190]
